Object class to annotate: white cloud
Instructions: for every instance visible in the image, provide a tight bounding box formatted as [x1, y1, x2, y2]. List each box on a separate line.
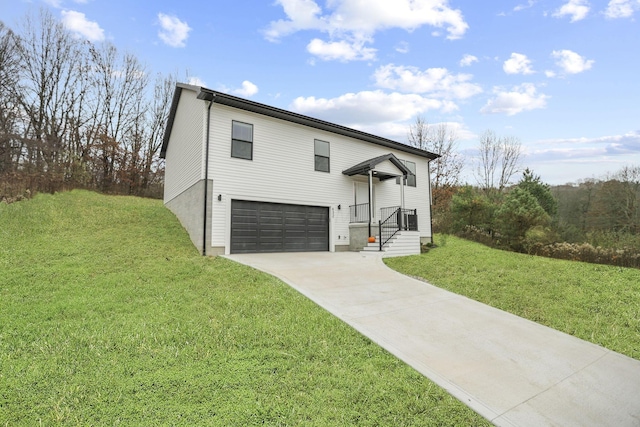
[307, 38, 376, 61]
[395, 41, 410, 54]
[508, 130, 640, 184]
[551, 49, 594, 74]
[527, 131, 640, 174]
[553, 0, 590, 22]
[290, 90, 455, 127]
[459, 54, 478, 67]
[365, 120, 474, 143]
[536, 131, 640, 149]
[44, 0, 64, 8]
[233, 81, 259, 97]
[217, 81, 259, 97]
[514, 0, 536, 11]
[265, 0, 468, 61]
[373, 64, 482, 100]
[60, 10, 105, 42]
[545, 70, 557, 78]
[266, 0, 468, 40]
[503, 53, 534, 75]
[605, 0, 640, 18]
[264, 0, 324, 41]
[187, 76, 207, 87]
[157, 13, 191, 48]
[481, 83, 549, 115]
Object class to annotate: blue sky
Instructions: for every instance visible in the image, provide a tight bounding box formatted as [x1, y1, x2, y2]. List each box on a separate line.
[4, 0, 640, 184]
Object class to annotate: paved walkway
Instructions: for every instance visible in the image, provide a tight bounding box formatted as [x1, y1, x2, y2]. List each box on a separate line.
[224, 252, 640, 427]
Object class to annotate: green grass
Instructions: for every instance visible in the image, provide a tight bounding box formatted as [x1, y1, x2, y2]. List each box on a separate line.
[0, 191, 488, 426]
[385, 235, 640, 360]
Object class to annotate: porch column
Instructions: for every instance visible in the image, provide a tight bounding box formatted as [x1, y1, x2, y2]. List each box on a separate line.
[400, 173, 405, 229]
[368, 169, 373, 237]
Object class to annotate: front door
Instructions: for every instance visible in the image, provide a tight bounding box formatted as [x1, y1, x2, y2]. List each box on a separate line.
[354, 181, 374, 221]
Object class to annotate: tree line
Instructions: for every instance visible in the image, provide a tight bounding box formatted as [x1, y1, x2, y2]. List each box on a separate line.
[0, 9, 176, 201]
[407, 116, 640, 266]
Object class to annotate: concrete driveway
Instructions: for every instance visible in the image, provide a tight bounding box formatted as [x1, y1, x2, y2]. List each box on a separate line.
[224, 251, 640, 427]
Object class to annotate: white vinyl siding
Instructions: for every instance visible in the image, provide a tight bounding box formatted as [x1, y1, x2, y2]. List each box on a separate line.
[206, 102, 432, 251]
[163, 90, 205, 202]
[374, 159, 402, 177]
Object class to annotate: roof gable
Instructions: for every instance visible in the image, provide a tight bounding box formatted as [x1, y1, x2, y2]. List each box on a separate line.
[342, 153, 411, 181]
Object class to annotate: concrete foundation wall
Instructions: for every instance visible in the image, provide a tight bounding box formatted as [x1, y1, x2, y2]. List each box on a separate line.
[349, 223, 371, 251]
[165, 179, 213, 255]
[209, 247, 225, 256]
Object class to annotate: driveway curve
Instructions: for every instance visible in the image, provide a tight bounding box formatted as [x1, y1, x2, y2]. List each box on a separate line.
[224, 251, 640, 427]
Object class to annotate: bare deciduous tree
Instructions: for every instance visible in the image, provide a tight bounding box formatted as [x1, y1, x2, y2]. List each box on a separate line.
[475, 129, 523, 192]
[0, 22, 21, 177]
[13, 8, 86, 191]
[0, 10, 177, 200]
[408, 115, 464, 206]
[407, 115, 464, 232]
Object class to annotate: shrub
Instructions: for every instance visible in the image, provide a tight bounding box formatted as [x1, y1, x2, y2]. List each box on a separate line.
[586, 230, 640, 251]
[450, 186, 494, 233]
[457, 225, 496, 248]
[527, 241, 640, 268]
[495, 187, 550, 251]
[523, 225, 559, 254]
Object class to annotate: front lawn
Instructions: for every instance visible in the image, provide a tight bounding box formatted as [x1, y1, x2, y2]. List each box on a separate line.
[385, 235, 640, 360]
[0, 191, 488, 426]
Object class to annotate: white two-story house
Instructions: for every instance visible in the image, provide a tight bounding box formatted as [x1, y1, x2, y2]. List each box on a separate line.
[161, 83, 439, 257]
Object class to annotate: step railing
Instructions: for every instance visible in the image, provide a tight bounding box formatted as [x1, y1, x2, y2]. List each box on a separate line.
[378, 207, 418, 251]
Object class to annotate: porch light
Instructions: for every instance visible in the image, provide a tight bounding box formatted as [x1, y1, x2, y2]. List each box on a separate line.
[217, 194, 222, 201]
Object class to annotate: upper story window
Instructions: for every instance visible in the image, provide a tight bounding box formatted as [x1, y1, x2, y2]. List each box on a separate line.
[396, 159, 416, 187]
[314, 139, 330, 172]
[232, 121, 253, 160]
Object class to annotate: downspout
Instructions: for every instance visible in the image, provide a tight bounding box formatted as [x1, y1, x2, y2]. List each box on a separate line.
[198, 90, 215, 256]
[368, 169, 373, 238]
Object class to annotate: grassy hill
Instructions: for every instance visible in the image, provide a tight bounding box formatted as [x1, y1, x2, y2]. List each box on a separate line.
[0, 191, 488, 426]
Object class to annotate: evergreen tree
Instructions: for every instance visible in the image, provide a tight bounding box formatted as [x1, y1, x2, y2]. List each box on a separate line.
[496, 187, 550, 250]
[516, 168, 557, 216]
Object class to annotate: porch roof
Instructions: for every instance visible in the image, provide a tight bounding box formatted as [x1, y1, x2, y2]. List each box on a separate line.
[341, 153, 412, 181]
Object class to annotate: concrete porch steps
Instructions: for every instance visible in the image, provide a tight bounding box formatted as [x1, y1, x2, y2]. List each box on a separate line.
[360, 230, 420, 258]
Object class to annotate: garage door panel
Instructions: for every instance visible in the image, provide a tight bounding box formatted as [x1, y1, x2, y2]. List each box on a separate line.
[232, 230, 259, 238]
[231, 200, 329, 254]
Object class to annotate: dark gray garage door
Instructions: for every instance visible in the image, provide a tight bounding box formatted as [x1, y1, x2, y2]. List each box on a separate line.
[230, 200, 329, 254]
